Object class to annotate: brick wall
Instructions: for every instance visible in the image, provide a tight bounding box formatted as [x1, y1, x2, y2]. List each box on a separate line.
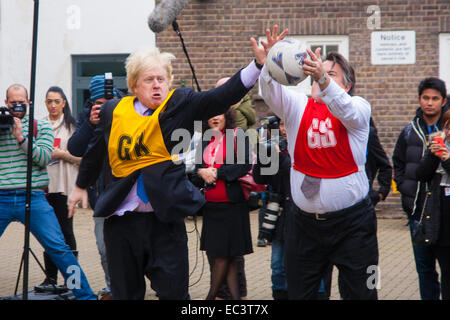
[156, 0, 450, 210]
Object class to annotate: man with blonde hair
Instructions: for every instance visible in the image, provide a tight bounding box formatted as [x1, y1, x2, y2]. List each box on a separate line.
[69, 27, 286, 300]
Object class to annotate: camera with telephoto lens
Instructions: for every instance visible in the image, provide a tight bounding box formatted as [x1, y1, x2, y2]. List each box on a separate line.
[0, 104, 27, 131]
[258, 116, 287, 154]
[248, 190, 268, 210]
[258, 192, 282, 242]
[104, 72, 114, 100]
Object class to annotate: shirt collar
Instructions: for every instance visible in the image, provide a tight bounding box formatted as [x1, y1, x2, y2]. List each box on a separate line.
[134, 99, 154, 116]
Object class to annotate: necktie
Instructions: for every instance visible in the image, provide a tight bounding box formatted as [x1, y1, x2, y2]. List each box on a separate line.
[301, 175, 321, 199]
[136, 107, 153, 203]
[137, 173, 149, 203]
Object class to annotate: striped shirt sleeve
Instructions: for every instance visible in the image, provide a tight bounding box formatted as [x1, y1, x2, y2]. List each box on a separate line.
[19, 119, 54, 168]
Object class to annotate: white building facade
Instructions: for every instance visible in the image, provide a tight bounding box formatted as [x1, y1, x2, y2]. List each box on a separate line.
[0, 0, 156, 119]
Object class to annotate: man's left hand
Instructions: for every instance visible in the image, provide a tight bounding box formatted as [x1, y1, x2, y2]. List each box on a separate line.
[303, 48, 326, 82]
[12, 117, 24, 143]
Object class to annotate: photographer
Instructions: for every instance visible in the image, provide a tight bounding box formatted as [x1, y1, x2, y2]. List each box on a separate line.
[67, 74, 122, 300]
[252, 116, 289, 300]
[0, 84, 96, 300]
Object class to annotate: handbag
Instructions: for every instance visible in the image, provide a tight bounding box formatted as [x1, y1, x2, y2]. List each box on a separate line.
[238, 171, 266, 201]
[233, 128, 266, 200]
[411, 186, 431, 246]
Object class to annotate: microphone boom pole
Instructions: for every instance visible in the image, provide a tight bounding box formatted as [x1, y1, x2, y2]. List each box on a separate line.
[22, 0, 40, 300]
[172, 20, 201, 92]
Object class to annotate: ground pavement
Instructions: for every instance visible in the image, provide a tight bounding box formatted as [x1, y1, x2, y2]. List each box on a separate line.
[0, 207, 424, 300]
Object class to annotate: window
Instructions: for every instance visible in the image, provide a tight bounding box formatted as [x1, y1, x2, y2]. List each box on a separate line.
[439, 33, 450, 93]
[72, 54, 129, 116]
[258, 35, 349, 96]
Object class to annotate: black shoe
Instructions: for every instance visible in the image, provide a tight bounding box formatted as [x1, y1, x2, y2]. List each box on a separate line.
[257, 239, 267, 247]
[272, 290, 288, 300]
[316, 291, 330, 300]
[34, 280, 68, 294]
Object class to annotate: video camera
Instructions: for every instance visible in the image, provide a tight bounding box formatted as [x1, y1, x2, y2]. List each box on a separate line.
[0, 104, 27, 131]
[258, 116, 287, 154]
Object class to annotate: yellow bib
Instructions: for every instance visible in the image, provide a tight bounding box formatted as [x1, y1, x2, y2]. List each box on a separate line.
[108, 91, 175, 178]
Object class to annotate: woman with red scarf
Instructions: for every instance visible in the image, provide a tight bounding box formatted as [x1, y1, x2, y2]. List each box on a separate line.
[193, 110, 253, 300]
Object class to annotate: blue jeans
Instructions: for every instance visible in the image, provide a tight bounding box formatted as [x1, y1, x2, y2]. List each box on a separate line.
[0, 190, 96, 300]
[271, 239, 287, 291]
[409, 221, 440, 300]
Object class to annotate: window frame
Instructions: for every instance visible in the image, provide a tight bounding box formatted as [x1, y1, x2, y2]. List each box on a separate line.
[71, 54, 129, 116]
[439, 33, 450, 92]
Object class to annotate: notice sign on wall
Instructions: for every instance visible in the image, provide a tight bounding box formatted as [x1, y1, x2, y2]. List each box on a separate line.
[371, 31, 416, 65]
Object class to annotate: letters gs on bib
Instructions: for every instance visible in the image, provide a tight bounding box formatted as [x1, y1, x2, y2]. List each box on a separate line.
[117, 131, 151, 161]
[307, 117, 337, 149]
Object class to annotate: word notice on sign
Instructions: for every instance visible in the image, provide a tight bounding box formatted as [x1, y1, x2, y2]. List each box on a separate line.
[371, 31, 416, 65]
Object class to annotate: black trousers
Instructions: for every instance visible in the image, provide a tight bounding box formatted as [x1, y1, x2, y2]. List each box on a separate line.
[434, 245, 450, 300]
[44, 193, 77, 282]
[285, 196, 379, 300]
[104, 212, 189, 300]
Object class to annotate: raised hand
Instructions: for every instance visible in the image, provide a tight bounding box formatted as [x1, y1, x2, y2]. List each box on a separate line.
[251, 25, 289, 66]
[303, 47, 326, 82]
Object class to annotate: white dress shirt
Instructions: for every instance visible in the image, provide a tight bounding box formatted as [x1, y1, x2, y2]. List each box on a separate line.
[259, 65, 371, 213]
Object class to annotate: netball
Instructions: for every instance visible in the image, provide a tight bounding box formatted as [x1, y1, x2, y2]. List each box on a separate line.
[266, 39, 310, 86]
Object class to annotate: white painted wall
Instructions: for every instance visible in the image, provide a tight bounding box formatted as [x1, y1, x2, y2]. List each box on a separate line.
[439, 33, 450, 93]
[0, 0, 155, 119]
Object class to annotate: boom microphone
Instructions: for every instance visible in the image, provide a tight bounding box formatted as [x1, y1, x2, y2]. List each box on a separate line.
[148, 0, 190, 33]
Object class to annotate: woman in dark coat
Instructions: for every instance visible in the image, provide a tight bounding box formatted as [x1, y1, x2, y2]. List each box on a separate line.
[192, 110, 253, 300]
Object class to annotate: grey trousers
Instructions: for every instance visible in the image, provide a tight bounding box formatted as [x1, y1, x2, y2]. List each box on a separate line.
[94, 217, 111, 291]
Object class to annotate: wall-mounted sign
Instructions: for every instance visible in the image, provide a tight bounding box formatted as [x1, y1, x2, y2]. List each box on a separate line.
[371, 31, 416, 65]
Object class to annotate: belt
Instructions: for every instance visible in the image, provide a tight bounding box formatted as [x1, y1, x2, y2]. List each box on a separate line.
[295, 196, 371, 221]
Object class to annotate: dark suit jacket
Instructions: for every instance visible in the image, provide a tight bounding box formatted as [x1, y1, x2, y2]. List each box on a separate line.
[366, 118, 392, 206]
[76, 70, 250, 222]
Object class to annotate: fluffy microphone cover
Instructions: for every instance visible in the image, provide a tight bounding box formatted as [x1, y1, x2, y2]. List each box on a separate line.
[148, 0, 190, 33]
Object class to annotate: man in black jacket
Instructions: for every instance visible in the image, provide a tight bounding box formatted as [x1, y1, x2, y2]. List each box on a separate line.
[393, 77, 448, 300]
[67, 31, 285, 299]
[67, 74, 124, 300]
[366, 118, 392, 207]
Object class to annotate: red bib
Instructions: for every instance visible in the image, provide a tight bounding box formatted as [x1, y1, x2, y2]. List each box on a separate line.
[293, 98, 358, 178]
